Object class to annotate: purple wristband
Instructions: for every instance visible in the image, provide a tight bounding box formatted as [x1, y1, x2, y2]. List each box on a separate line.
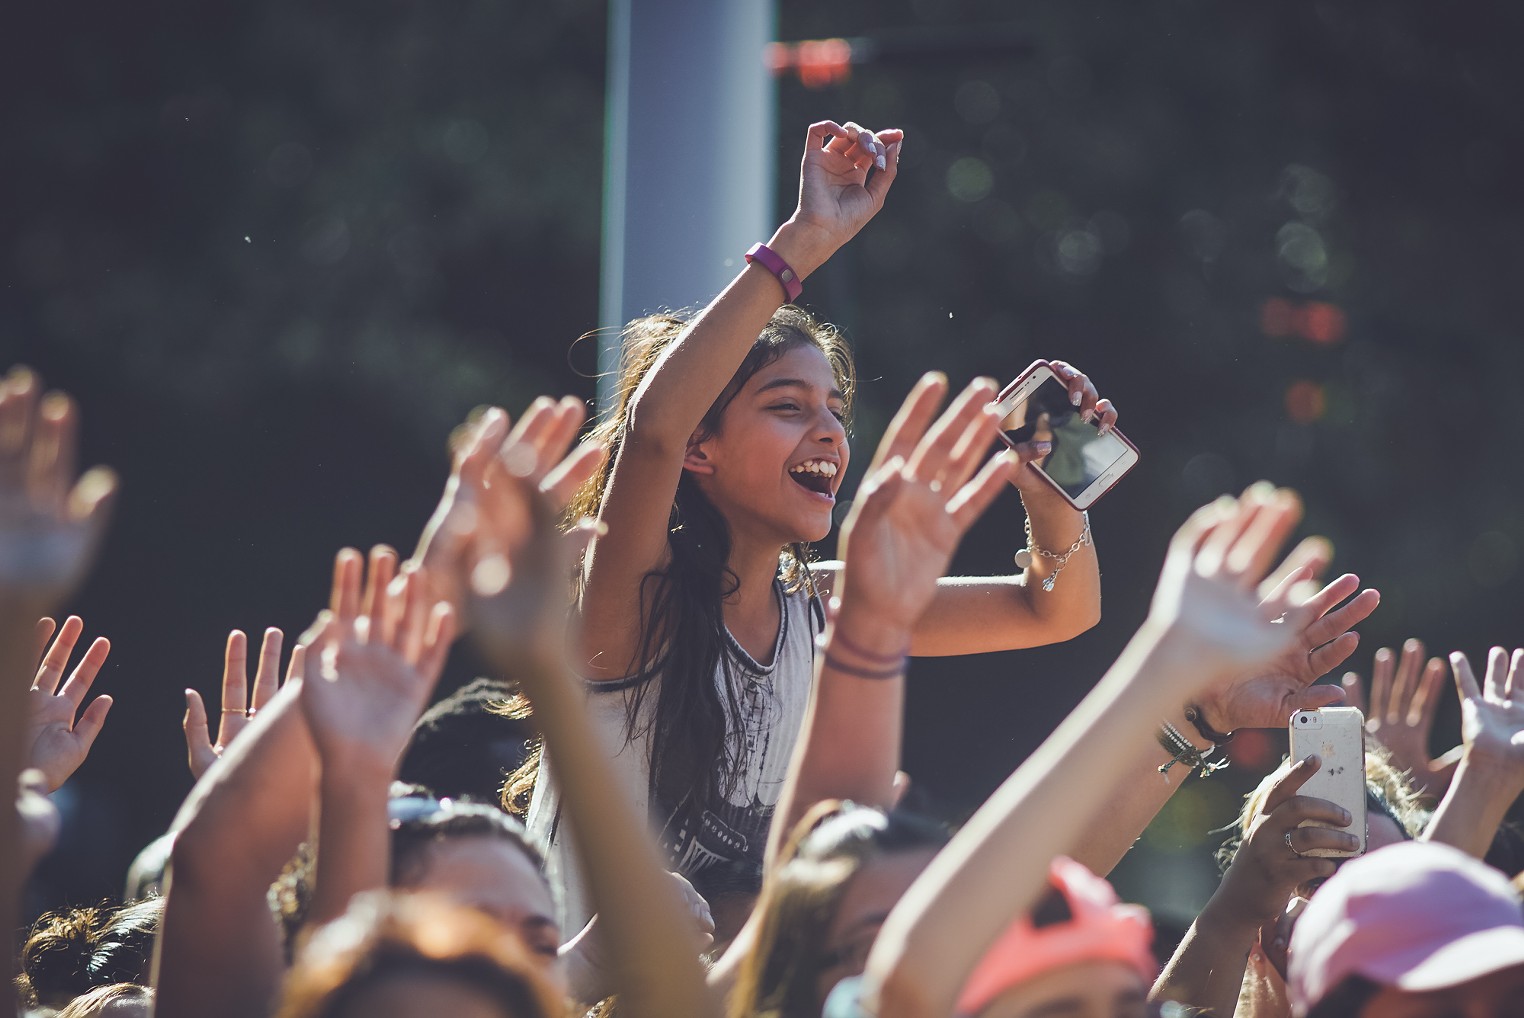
[745, 242, 803, 303]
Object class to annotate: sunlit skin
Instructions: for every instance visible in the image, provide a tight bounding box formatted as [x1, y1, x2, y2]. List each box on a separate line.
[974, 960, 1149, 1018]
[813, 846, 941, 1009]
[332, 972, 518, 1018]
[686, 343, 850, 551]
[395, 835, 565, 998]
[1355, 964, 1524, 1018]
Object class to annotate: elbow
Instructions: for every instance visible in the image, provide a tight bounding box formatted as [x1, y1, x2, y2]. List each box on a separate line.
[1037, 598, 1101, 646]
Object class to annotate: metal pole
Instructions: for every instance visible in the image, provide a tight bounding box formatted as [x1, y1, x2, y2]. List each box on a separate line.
[598, 0, 777, 411]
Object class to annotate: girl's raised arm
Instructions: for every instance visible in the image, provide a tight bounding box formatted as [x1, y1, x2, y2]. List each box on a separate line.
[856, 488, 1319, 1018]
[578, 120, 902, 679]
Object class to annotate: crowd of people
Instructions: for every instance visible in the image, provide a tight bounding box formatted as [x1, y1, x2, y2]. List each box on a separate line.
[6, 120, 1524, 1018]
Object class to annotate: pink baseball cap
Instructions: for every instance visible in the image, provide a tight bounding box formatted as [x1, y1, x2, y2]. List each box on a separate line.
[955, 857, 1155, 1016]
[1288, 841, 1524, 1014]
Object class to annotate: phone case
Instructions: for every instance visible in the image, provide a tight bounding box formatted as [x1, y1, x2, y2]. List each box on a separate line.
[992, 360, 1140, 511]
[1288, 706, 1368, 857]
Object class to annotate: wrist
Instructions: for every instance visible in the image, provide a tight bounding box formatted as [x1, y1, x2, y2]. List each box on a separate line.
[767, 219, 838, 281]
[1197, 887, 1272, 940]
[829, 602, 914, 657]
[1455, 748, 1524, 798]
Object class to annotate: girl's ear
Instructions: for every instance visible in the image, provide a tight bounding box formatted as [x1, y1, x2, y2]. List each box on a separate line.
[682, 438, 716, 476]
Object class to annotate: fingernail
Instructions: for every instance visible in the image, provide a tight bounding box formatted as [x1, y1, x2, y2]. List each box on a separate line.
[1033, 441, 1052, 454]
[1340, 808, 1352, 825]
[1097, 421, 1112, 436]
[875, 150, 886, 171]
[1081, 408, 1095, 423]
[1070, 389, 1083, 407]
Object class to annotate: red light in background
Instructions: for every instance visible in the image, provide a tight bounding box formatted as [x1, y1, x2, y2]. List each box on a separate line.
[1296, 301, 1347, 345]
[1285, 380, 1326, 423]
[1261, 298, 1347, 345]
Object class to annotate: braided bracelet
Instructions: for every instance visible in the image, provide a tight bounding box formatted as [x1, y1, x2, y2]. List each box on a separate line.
[1157, 720, 1228, 778]
[820, 628, 911, 666]
[1184, 703, 1236, 746]
[1014, 511, 1092, 592]
[821, 651, 906, 681]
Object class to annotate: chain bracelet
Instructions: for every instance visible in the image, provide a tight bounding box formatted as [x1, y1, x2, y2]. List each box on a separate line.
[1014, 511, 1092, 592]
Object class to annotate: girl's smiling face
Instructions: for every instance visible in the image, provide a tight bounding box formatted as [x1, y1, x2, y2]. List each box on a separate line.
[686, 342, 850, 546]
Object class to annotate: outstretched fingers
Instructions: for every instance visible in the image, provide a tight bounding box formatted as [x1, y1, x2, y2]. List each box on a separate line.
[905, 378, 999, 490]
[250, 628, 284, 709]
[33, 614, 84, 694]
[867, 372, 948, 476]
[947, 450, 1019, 531]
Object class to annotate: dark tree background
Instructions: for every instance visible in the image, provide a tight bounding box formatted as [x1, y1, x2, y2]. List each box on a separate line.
[5, 1, 1522, 936]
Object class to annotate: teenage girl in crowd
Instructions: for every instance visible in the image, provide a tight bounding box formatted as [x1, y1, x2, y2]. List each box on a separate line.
[520, 119, 1120, 934]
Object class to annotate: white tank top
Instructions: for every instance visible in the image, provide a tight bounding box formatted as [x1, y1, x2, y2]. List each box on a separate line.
[526, 578, 819, 934]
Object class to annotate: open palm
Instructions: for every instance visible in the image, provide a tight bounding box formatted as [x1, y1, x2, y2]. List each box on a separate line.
[0, 369, 117, 610]
[1202, 572, 1379, 732]
[1451, 648, 1524, 765]
[834, 375, 1018, 633]
[26, 615, 112, 792]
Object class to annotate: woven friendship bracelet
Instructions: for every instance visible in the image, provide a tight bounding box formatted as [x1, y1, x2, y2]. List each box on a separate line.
[1157, 719, 1227, 778]
[820, 628, 912, 667]
[821, 650, 907, 681]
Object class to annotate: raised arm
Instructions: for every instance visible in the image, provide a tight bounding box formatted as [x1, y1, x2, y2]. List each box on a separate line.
[0, 368, 117, 1004]
[1069, 564, 1376, 875]
[154, 607, 313, 1018]
[859, 488, 1316, 1018]
[578, 121, 901, 679]
[300, 547, 454, 925]
[767, 374, 1017, 861]
[451, 414, 719, 1018]
[183, 626, 285, 780]
[1422, 648, 1524, 858]
[1151, 755, 1354, 1016]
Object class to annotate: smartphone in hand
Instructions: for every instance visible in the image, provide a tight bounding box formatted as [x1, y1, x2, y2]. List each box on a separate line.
[1289, 706, 1368, 858]
[991, 360, 1139, 510]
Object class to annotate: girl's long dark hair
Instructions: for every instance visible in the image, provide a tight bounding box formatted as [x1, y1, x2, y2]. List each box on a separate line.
[502, 306, 855, 854]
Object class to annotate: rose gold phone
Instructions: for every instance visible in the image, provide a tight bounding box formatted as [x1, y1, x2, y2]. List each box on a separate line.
[991, 360, 1139, 510]
[1289, 706, 1368, 858]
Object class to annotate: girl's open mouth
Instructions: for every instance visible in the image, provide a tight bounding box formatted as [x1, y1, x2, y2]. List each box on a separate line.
[788, 460, 837, 498]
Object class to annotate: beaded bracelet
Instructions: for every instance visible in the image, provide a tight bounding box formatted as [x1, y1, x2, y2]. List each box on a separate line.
[1157, 720, 1228, 778]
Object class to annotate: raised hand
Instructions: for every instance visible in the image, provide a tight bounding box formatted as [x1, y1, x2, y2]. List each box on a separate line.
[1449, 648, 1524, 769]
[0, 368, 117, 611]
[25, 615, 113, 792]
[1219, 756, 1352, 919]
[445, 406, 606, 675]
[1342, 640, 1458, 797]
[184, 628, 295, 780]
[413, 397, 602, 629]
[1146, 486, 1316, 692]
[833, 374, 1019, 634]
[1194, 565, 1378, 734]
[788, 120, 903, 267]
[298, 546, 455, 776]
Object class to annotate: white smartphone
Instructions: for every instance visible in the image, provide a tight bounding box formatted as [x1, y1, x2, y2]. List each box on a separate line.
[1288, 706, 1368, 858]
[990, 360, 1140, 511]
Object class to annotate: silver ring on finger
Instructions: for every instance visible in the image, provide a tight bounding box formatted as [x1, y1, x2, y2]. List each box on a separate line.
[1285, 830, 1303, 857]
